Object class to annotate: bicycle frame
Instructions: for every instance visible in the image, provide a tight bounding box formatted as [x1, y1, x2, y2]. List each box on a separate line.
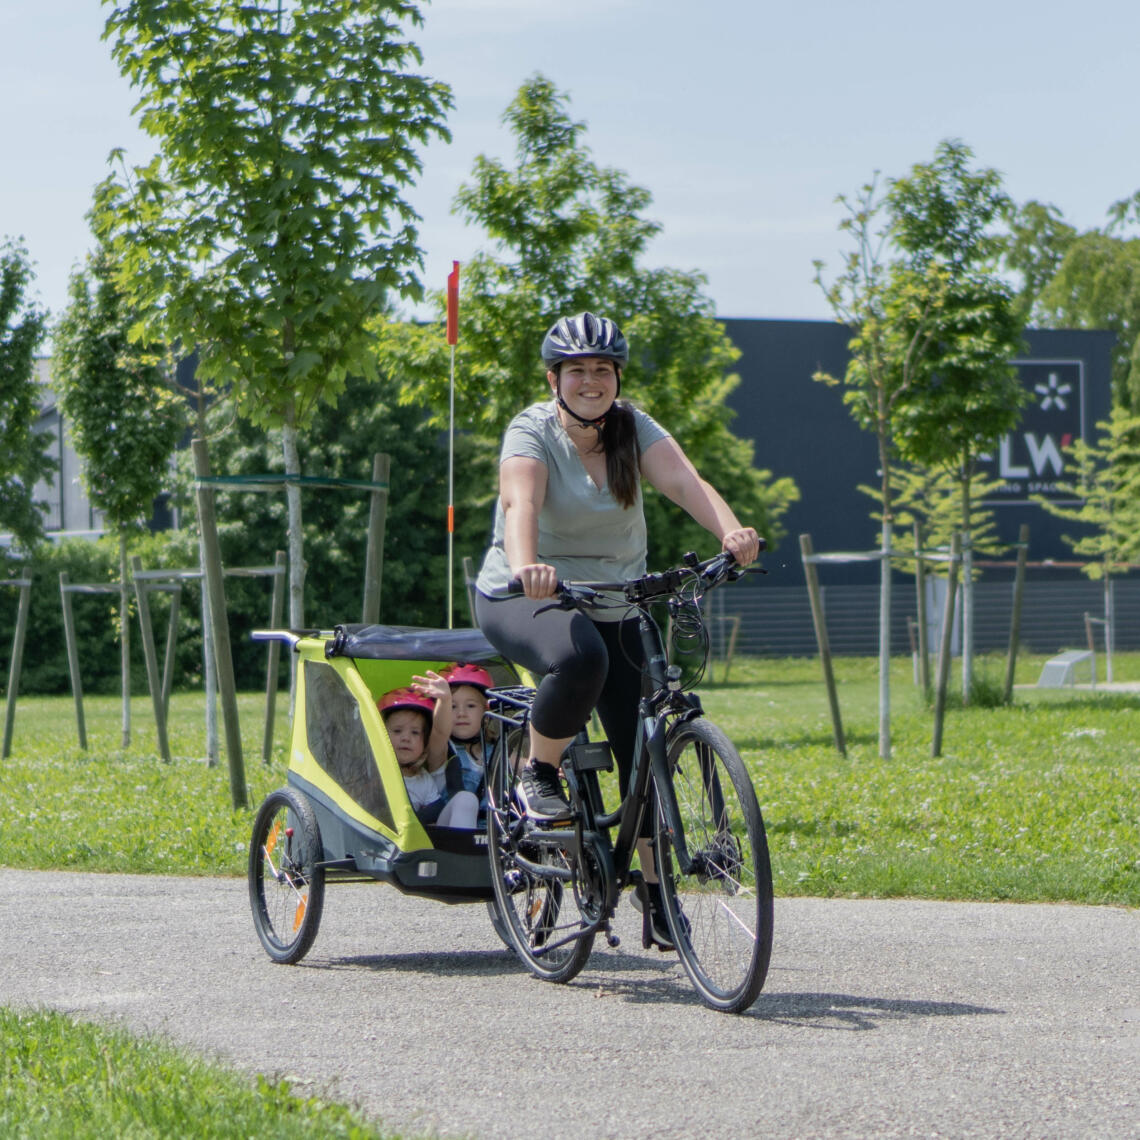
[484, 600, 701, 951]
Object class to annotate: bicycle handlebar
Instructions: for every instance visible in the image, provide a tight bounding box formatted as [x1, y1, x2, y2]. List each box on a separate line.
[505, 546, 763, 612]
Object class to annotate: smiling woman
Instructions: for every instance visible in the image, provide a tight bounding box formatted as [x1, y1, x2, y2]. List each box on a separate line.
[471, 310, 763, 948]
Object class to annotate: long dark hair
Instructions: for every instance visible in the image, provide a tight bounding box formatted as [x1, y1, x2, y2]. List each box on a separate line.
[600, 399, 642, 508]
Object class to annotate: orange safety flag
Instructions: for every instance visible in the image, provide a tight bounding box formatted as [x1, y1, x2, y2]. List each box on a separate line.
[446, 261, 459, 345]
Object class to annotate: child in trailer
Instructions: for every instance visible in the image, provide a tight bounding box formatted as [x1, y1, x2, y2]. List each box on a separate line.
[440, 663, 494, 804]
[377, 671, 478, 829]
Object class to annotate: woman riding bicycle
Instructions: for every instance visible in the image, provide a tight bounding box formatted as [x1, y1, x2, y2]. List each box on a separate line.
[473, 311, 761, 950]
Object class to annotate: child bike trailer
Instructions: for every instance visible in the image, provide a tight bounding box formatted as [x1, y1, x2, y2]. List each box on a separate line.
[247, 623, 519, 964]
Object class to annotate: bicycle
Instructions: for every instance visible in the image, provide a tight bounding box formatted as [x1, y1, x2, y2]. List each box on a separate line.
[482, 549, 774, 1014]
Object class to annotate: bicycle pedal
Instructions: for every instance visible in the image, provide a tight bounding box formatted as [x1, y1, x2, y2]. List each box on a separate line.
[534, 816, 576, 830]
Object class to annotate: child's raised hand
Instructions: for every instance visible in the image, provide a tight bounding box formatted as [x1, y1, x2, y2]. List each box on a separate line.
[412, 670, 452, 771]
[411, 670, 449, 705]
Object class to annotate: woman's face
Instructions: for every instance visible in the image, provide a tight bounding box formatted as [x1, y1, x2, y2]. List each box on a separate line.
[450, 684, 487, 742]
[385, 708, 427, 769]
[549, 356, 619, 420]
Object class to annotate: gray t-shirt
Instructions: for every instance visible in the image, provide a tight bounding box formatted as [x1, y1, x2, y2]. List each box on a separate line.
[475, 401, 669, 608]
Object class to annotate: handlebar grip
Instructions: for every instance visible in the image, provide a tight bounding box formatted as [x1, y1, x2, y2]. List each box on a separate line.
[506, 578, 524, 595]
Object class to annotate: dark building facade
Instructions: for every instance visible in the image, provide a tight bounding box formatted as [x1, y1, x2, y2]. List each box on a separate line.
[705, 321, 1135, 657]
[720, 319, 1116, 581]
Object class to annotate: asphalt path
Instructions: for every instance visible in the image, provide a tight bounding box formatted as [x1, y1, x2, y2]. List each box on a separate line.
[2, 868, 1138, 1139]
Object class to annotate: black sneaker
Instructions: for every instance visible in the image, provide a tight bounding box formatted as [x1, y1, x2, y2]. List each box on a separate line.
[517, 762, 572, 822]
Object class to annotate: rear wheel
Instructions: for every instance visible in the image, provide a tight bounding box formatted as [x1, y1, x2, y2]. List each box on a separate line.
[249, 787, 326, 964]
[654, 718, 773, 1013]
[485, 738, 594, 983]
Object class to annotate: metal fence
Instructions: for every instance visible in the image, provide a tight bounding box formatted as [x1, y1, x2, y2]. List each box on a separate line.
[706, 573, 1140, 659]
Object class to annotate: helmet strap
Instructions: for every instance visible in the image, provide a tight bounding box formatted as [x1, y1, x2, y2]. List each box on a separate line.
[556, 392, 608, 432]
[553, 364, 621, 438]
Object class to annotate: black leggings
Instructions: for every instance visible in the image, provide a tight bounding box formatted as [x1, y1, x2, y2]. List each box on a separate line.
[475, 590, 649, 814]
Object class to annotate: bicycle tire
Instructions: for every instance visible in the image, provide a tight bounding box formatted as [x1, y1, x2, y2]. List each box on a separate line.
[654, 717, 773, 1013]
[485, 739, 594, 983]
[249, 787, 326, 964]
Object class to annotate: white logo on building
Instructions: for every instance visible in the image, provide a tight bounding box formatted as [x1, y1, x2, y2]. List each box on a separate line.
[1035, 372, 1071, 411]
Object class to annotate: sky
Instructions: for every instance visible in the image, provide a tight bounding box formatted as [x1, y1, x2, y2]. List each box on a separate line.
[4, 0, 1140, 335]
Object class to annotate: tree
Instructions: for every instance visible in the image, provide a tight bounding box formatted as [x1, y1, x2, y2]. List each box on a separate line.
[862, 463, 1006, 578]
[53, 244, 188, 746]
[374, 75, 797, 587]
[886, 141, 1027, 700]
[1000, 199, 1077, 323]
[1036, 229, 1140, 411]
[1034, 405, 1140, 679]
[816, 141, 1026, 749]
[0, 239, 53, 555]
[814, 177, 948, 756]
[95, 0, 452, 629]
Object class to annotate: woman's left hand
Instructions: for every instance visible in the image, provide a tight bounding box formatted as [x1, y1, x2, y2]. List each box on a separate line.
[721, 527, 761, 567]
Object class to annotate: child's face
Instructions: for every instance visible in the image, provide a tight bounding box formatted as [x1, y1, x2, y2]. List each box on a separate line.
[385, 709, 428, 769]
[450, 685, 487, 742]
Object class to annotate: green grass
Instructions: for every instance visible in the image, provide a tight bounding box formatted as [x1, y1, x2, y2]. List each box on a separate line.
[700, 651, 1140, 906]
[0, 692, 289, 875]
[2, 653, 1136, 903]
[0, 1007, 396, 1140]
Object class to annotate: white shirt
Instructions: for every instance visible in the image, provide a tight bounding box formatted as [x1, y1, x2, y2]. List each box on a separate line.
[402, 768, 439, 810]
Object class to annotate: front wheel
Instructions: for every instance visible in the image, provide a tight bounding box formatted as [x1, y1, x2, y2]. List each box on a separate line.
[654, 718, 773, 1013]
[249, 787, 326, 964]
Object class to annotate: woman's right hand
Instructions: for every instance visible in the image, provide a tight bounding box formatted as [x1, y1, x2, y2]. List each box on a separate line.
[513, 562, 559, 600]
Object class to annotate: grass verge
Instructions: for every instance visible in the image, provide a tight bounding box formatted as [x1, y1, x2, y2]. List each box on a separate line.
[0, 1007, 396, 1140]
[1, 653, 1136, 904]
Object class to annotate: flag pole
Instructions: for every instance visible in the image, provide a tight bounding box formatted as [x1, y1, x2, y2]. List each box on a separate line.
[446, 261, 459, 629]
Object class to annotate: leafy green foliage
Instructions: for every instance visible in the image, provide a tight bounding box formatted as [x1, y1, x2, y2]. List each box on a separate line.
[373, 75, 798, 566]
[0, 534, 207, 696]
[53, 246, 187, 536]
[96, 0, 454, 628]
[1036, 229, 1140, 410]
[859, 463, 1007, 578]
[169, 365, 477, 632]
[0, 239, 53, 552]
[1000, 198, 1078, 322]
[1034, 404, 1140, 578]
[884, 141, 1027, 484]
[94, 0, 449, 428]
[96, 0, 453, 432]
[816, 142, 1027, 525]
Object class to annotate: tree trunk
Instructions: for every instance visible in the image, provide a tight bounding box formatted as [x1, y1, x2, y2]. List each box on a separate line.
[879, 521, 892, 760]
[960, 466, 974, 705]
[119, 533, 131, 748]
[1104, 575, 1115, 683]
[877, 421, 892, 761]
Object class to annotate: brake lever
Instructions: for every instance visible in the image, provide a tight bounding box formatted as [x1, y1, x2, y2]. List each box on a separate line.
[532, 599, 566, 617]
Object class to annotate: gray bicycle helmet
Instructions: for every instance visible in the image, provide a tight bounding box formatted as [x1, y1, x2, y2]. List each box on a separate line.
[541, 312, 629, 368]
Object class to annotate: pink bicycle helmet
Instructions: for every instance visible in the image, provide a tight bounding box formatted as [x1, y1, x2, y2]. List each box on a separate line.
[377, 687, 435, 720]
[441, 663, 494, 691]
